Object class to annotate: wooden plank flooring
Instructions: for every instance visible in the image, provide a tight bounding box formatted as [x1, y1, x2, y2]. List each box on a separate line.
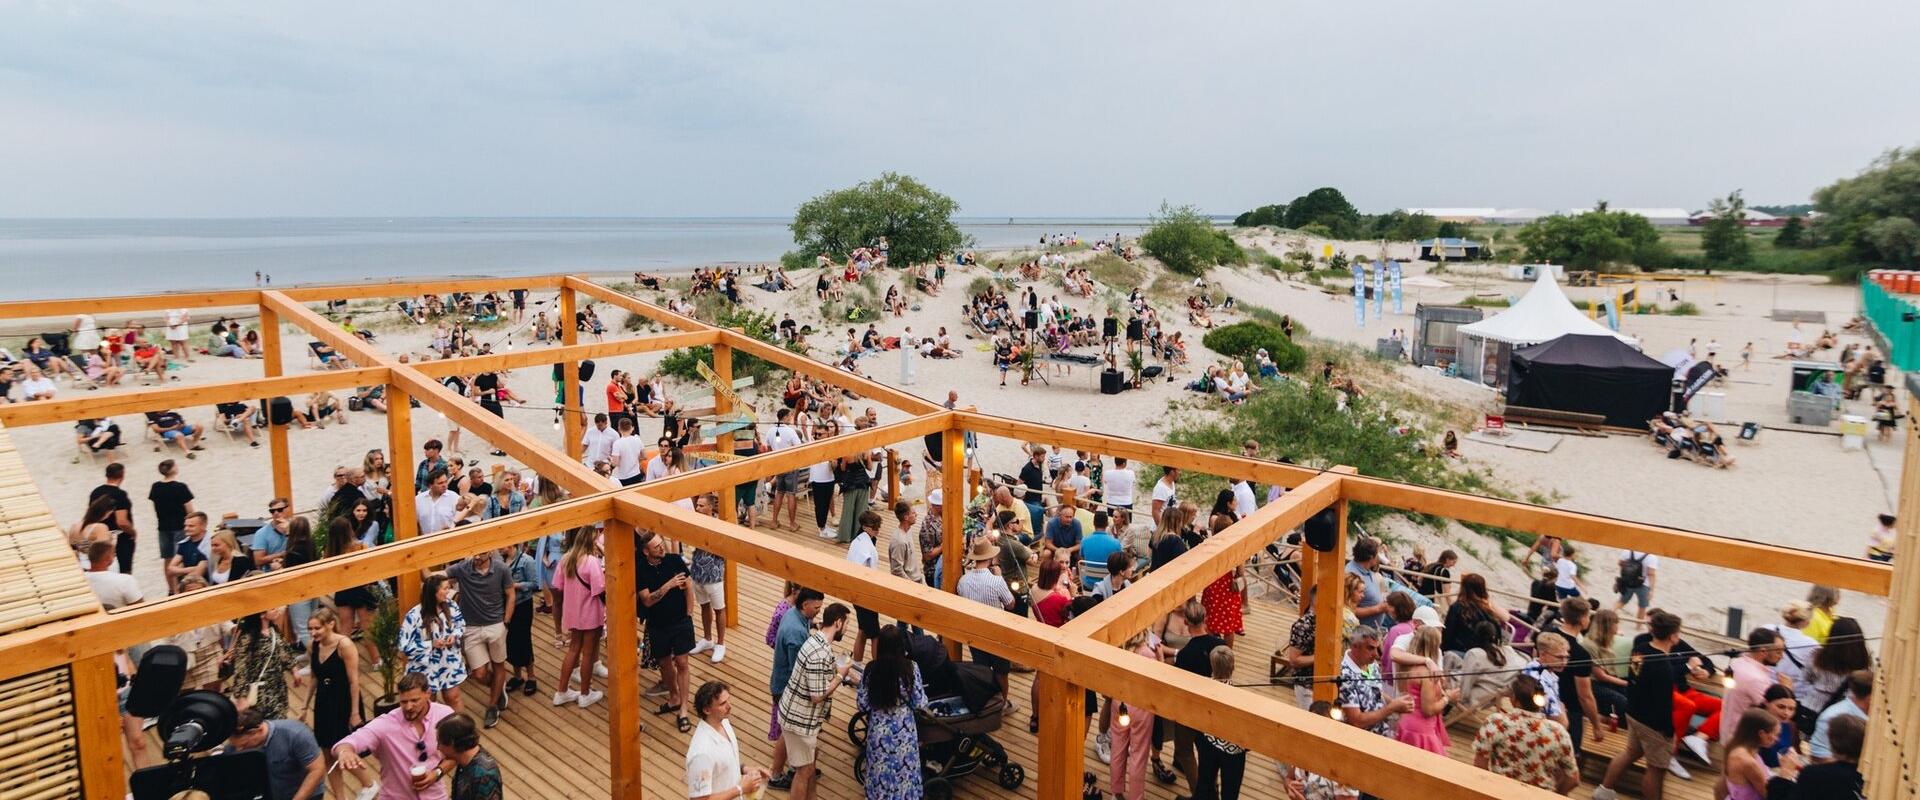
[134, 496, 1727, 799]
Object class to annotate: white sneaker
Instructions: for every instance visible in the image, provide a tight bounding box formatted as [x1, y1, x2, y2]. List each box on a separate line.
[818, 526, 838, 539]
[577, 689, 604, 707]
[1668, 759, 1692, 780]
[1590, 787, 1618, 800]
[552, 689, 579, 706]
[594, 661, 609, 678]
[356, 786, 380, 800]
[711, 644, 727, 663]
[1095, 732, 1112, 764]
[1681, 733, 1711, 764]
[690, 639, 715, 656]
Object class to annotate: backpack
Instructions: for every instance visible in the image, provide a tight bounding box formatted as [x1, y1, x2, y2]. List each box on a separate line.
[1616, 552, 1648, 591]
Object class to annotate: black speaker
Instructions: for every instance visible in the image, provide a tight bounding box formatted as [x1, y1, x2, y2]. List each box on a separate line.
[1303, 508, 1339, 553]
[126, 645, 188, 718]
[1103, 317, 1118, 338]
[579, 359, 595, 383]
[1101, 369, 1124, 394]
[1023, 309, 1039, 330]
[264, 396, 294, 426]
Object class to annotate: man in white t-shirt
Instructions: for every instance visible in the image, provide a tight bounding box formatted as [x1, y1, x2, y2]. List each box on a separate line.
[580, 413, 619, 469]
[1231, 478, 1257, 519]
[644, 439, 674, 482]
[1613, 549, 1659, 614]
[414, 468, 467, 535]
[765, 408, 807, 528]
[19, 366, 56, 401]
[1066, 462, 1093, 503]
[84, 540, 144, 609]
[1149, 467, 1180, 523]
[1102, 458, 1136, 510]
[610, 418, 646, 486]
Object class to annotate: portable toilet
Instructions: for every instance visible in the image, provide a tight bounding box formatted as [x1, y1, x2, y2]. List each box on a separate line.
[1897, 272, 1914, 294]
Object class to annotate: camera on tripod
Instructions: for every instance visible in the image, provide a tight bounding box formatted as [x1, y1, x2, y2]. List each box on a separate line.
[125, 646, 271, 800]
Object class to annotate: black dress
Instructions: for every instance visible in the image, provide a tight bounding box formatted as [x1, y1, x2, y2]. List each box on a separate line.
[309, 640, 354, 750]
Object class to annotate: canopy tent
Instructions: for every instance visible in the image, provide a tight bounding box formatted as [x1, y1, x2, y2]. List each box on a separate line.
[1506, 334, 1673, 427]
[1455, 269, 1631, 387]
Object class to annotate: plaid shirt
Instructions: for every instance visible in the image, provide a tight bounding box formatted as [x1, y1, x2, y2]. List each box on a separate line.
[778, 632, 838, 734]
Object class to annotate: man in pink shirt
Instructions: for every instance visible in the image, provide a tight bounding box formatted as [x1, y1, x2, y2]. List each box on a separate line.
[334, 673, 456, 799]
[1712, 628, 1786, 747]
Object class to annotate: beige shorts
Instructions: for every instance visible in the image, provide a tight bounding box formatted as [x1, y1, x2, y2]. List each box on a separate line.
[783, 727, 820, 767]
[463, 622, 507, 666]
[693, 581, 726, 610]
[1626, 718, 1673, 769]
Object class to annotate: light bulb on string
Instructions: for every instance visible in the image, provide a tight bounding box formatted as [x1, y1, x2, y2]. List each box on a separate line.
[1115, 708, 1131, 729]
[1532, 692, 1548, 710]
[1328, 707, 1344, 722]
[1721, 674, 1737, 690]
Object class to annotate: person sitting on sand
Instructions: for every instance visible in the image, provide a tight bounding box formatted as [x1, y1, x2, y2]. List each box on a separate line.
[303, 391, 347, 429]
[19, 365, 58, 401]
[1442, 431, 1461, 459]
[84, 346, 125, 386]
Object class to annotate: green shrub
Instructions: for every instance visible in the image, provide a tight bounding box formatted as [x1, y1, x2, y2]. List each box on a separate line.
[657, 305, 793, 384]
[1255, 252, 1295, 272]
[966, 276, 992, 297]
[1668, 301, 1700, 316]
[1202, 321, 1305, 372]
[1240, 304, 1309, 339]
[1085, 252, 1147, 287]
[1141, 202, 1245, 276]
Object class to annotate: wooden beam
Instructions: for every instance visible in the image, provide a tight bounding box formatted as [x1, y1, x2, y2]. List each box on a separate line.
[559, 286, 582, 464]
[260, 304, 293, 505]
[1050, 637, 1556, 800]
[1035, 672, 1087, 800]
[635, 414, 951, 502]
[0, 367, 386, 428]
[713, 340, 739, 629]
[0, 290, 261, 320]
[564, 276, 705, 332]
[72, 655, 126, 800]
[1341, 474, 1894, 595]
[388, 383, 420, 608]
[614, 493, 1064, 665]
[718, 329, 945, 416]
[954, 411, 1323, 488]
[0, 495, 614, 683]
[409, 329, 718, 379]
[275, 275, 566, 304]
[1866, 393, 1920, 790]
[603, 520, 644, 800]
[1067, 472, 1343, 646]
[394, 366, 607, 499]
[942, 427, 967, 661]
[1312, 471, 1355, 705]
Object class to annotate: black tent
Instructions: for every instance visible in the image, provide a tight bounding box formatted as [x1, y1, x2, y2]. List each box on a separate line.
[1507, 334, 1671, 428]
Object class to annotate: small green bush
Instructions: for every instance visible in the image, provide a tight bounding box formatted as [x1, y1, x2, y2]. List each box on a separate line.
[1141, 202, 1245, 276]
[1085, 252, 1147, 287]
[1255, 252, 1297, 273]
[966, 276, 992, 297]
[1202, 321, 1305, 372]
[1668, 301, 1700, 316]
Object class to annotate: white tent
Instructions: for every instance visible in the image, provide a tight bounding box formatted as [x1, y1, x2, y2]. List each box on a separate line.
[1455, 269, 1629, 385]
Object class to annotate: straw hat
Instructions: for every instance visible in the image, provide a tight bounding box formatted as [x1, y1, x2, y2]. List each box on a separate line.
[967, 539, 1000, 563]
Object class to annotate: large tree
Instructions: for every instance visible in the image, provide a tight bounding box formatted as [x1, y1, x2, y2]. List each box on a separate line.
[787, 173, 965, 267]
[1515, 205, 1675, 269]
[1700, 190, 1752, 267]
[1282, 187, 1362, 238]
[1812, 146, 1920, 266]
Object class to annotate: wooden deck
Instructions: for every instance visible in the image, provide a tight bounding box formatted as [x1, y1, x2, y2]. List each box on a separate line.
[130, 497, 1725, 799]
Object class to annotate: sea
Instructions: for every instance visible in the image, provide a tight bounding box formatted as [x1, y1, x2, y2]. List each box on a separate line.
[0, 217, 1151, 300]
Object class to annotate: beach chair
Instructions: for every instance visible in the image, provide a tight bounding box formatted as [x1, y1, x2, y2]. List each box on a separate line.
[1078, 558, 1108, 592]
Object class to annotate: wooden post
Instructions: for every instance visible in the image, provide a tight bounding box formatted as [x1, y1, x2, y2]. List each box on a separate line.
[1035, 672, 1088, 800]
[1311, 491, 1350, 705]
[73, 655, 126, 800]
[968, 465, 981, 503]
[1298, 545, 1318, 614]
[1865, 389, 1920, 793]
[942, 427, 968, 661]
[388, 383, 420, 608]
[886, 448, 900, 506]
[560, 286, 583, 463]
[604, 521, 644, 799]
[713, 341, 737, 629]
[260, 304, 292, 505]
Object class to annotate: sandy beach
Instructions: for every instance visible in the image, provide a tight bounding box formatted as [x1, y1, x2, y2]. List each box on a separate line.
[8, 237, 1893, 638]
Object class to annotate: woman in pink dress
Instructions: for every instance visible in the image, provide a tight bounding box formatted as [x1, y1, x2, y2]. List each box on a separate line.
[554, 527, 606, 707]
[1394, 627, 1454, 754]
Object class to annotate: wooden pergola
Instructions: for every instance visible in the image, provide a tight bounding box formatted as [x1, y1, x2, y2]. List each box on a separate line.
[0, 275, 1911, 800]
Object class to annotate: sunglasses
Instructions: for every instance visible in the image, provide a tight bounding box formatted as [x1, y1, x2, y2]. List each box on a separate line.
[415, 739, 430, 763]
[268, 506, 288, 513]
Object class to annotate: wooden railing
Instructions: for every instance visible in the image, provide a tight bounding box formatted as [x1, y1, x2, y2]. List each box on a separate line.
[0, 275, 1906, 800]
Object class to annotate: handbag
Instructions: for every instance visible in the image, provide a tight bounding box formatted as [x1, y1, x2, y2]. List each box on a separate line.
[241, 629, 279, 709]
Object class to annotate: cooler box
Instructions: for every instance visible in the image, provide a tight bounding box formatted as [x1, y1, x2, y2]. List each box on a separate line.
[1787, 391, 1834, 426]
[1840, 415, 1869, 450]
[1691, 391, 1726, 420]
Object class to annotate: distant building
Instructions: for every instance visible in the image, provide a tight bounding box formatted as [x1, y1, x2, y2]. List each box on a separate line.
[1688, 209, 1786, 227]
[1407, 207, 1551, 224]
[1608, 207, 1693, 226]
[1416, 237, 1485, 261]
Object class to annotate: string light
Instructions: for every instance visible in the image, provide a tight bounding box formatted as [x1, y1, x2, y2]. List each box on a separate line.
[1532, 692, 1548, 709]
[1009, 581, 1022, 593]
[1115, 709, 1131, 729]
[1328, 707, 1344, 722]
[1721, 674, 1737, 690]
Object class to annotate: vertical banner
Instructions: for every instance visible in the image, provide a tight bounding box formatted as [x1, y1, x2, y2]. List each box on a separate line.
[1351, 261, 1366, 328]
[1372, 260, 1386, 316]
[1389, 259, 1404, 314]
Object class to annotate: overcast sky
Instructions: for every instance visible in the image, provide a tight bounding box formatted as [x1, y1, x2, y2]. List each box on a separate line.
[3, 1, 1916, 218]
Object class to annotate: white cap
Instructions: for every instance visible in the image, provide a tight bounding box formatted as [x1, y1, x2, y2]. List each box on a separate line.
[927, 489, 944, 505]
[1412, 605, 1442, 627]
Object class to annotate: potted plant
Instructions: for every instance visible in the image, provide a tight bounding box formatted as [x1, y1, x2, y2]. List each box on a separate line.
[1017, 345, 1037, 386]
[1126, 348, 1146, 389]
[368, 592, 403, 716]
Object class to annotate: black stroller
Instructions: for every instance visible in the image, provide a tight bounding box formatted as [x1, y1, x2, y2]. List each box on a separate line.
[847, 634, 1026, 799]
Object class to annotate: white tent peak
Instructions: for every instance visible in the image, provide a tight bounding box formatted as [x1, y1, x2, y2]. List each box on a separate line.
[1457, 269, 1629, 346]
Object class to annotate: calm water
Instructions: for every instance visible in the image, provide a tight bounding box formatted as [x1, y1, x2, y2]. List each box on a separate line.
[0, 217, 1150, 299]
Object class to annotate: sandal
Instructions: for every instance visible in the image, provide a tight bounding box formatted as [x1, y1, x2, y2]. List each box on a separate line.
[653, 703, 681, 716]
[676, 715, 693, 733]
[1029, 716, 1040, 734]
[1152, 761, 1178, 784]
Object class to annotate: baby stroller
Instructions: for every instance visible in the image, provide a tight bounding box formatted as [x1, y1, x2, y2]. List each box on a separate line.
[848, 640, 1026, 799]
